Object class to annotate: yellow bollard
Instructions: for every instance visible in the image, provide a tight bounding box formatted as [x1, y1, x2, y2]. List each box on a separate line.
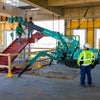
[37, 62, 42, 69]
[8, 55, 13, 78]
[7, 72, 13, 78]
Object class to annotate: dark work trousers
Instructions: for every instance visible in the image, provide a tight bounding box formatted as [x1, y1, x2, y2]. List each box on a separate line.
[18, 34, 22, 44]
[28, 30, 33, 38]
[80, 65, 92, 85]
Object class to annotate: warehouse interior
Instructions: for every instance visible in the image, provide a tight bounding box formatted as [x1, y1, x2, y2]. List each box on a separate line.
[0, 0, 100, 100]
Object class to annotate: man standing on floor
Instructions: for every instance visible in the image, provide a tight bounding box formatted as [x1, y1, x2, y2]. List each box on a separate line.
[77, 43, 95, 87]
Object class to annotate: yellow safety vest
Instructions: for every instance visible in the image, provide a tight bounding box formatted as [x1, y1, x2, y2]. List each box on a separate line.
[77, 50, 95, 66]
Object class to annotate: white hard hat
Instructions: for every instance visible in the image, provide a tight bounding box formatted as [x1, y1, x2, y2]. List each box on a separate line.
[84, 43, 90, 48]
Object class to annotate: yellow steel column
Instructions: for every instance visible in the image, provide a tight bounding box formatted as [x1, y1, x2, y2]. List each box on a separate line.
[87, 19, 94, 48]
[66, 19, 72, 35]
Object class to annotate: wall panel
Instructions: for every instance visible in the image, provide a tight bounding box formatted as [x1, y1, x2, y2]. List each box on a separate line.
[66, 18, 100, 48]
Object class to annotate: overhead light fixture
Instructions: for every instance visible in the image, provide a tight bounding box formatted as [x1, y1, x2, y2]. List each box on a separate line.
[31, 8, 39, 11]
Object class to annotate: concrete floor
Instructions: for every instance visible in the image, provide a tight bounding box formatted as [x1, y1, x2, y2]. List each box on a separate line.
[0, 63, 100, 100]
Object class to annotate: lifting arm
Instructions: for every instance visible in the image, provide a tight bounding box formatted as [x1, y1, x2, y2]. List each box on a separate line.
[18, 50, 59, 77]
[8, 16, 79, 77]
[9, 16, 67, 50]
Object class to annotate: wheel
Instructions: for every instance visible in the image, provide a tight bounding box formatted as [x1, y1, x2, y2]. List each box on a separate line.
[65, 59, 79, 68]
[65, 59, 71, 66]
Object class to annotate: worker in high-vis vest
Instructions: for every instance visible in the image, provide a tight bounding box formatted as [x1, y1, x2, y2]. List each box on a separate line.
[77, 43, 95, 87]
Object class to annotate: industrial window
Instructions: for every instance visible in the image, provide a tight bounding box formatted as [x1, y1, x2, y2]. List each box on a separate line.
[32, 20, 65, 48]
[4, 0, 19, 4]
[95, 29, 100, 49]
[6, 31, 16, 47]
[72, 29, 86, 48]
[3, 0, 29, 7]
